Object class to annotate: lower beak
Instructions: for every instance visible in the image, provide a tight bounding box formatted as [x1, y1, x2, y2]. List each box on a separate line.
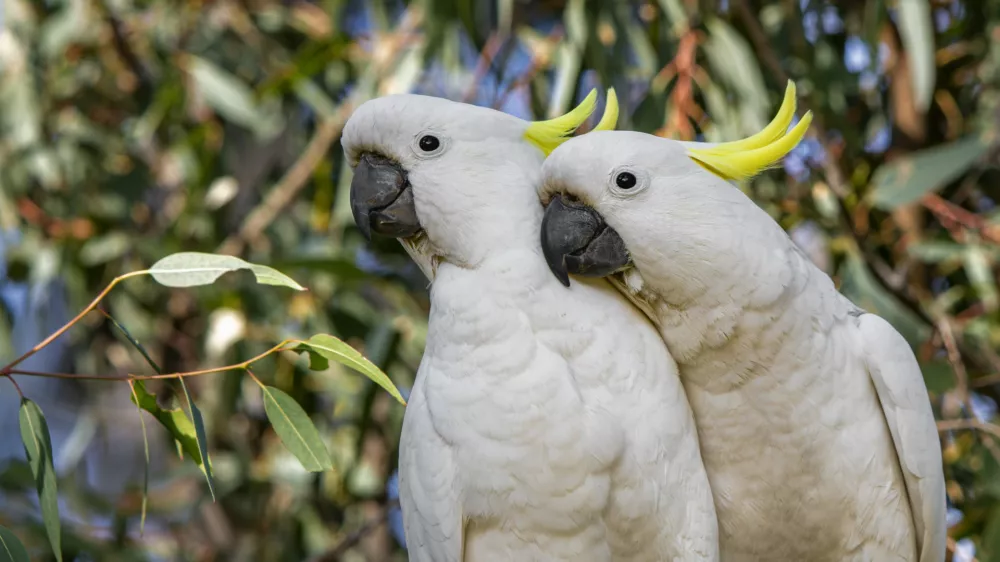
[540, 194, 631, 287]
[350, 152, 421, 240]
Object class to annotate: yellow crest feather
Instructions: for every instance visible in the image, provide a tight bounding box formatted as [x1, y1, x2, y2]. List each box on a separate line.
[525, 89, 598, 155]
[686, 80, 812, 181]
[593, 88, 619, 132]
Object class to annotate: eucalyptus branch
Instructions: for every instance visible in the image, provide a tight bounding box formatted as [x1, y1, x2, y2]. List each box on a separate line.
[6, 340, 299, 382]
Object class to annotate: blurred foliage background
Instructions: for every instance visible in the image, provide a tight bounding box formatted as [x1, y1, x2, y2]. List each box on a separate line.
[1, 0, 999, 560]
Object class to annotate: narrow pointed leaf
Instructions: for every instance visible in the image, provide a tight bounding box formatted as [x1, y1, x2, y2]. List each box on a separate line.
[297, 334, 406, 405]
[127, 381, 151, 535]
[261, 386, 333, 472]
[177, 378, 216, 501]
[868, 135, 989, 209]
[896, 0, 935, 112]
[149, 252, 305, 291]
[0, 525, 30, 562]
[129, 380, 207, 471]
[18, 399, 61, 561]
[103, 310, 163, 374]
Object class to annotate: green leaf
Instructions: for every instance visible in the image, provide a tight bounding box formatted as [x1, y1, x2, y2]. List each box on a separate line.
[896, 0, 935, 113]
[0, 525, 30, 562]
[906, 241, 966, 263]
[127, 382, 151, 536]
[177, 378, 216, 501]
[78, 232, 131, 266]
[129, 381, 209, 472]
[868, 135, 990, 210]
[964, 244, 999, 312]
[186, 56, 283, 139]
[103, 310, 163, 374]
[983, 504, 1000, 561]
[702, 16, 770, 135]
[18, 399, 61, 562]
[260, 386, 334, 472]
[297, 334, 406, 405]
[149, 252, 306, 291]
[919, 360, 955, 394]
[271, 257, 369, 283]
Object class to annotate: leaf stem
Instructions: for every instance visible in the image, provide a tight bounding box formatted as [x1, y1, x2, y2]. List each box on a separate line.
[0, 270, 150, 375]
[3, 374, 24, 398]
[244, 368, 265, 388]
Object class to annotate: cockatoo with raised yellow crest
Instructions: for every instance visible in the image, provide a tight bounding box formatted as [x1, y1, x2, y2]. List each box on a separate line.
[342, 90, 719, 561]
[538, 81, 946, 562]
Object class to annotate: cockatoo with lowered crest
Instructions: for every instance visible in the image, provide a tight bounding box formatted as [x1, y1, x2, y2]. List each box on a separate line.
[342, 90, 720, 561]
[537, 81, 946, 562]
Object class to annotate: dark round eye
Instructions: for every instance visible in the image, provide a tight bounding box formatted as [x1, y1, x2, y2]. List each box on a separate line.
[615, 172, 637, 189]
[418, 135, 440, 152]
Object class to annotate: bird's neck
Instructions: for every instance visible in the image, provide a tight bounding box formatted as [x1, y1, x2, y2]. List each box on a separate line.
[621, 243, 851, 389]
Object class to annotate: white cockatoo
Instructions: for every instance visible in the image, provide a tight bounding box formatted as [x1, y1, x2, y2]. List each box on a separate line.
[537, 82, 946, 562]
[342, 91, 719, 561]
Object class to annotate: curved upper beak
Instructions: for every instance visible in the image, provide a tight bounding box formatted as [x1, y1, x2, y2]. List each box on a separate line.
[350, 152, 421, 240]
[540, 194, 631, 287]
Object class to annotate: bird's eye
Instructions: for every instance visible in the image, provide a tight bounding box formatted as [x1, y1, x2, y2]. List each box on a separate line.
[615, 172, 637, 189]
[418, 135, 441, 152]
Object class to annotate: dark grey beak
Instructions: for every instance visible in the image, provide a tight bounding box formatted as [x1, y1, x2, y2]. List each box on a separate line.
[540, 194, 631, 287]
[350, 152, 421, 240]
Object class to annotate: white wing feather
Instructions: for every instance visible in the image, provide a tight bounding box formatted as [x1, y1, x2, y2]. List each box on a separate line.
[398, 375, 464, 562]
[858, 313, 947, 562]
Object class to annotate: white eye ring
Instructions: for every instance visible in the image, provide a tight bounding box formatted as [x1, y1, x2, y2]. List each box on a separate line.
[411, 131, 449, 159]
[608, 166, 649, 196]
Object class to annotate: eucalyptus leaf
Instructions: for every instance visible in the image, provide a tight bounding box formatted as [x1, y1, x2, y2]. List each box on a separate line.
[868, 135, 990, 210]
[906, 241, 966, 263]
[702, 16, 769, 133]
[896, 0, 936, 112]
[0, 525, 30, 562]
[964, 244, 999, 312]
[129, 380, 209, 473]
[127, 382, 151, 536]
[177, 378, 216, 501]
[186, 56, 283, 139]
[261, 386, 333, 472]
[297, 334, 406, 405]
[18, 399, 61, 562]
[149, 252, 306, 291]
[79, 232, 131, 266]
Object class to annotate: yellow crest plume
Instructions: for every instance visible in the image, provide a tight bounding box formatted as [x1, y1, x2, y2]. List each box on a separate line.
[525, 88, 619, 155]
[685, 81, 813, 181]
[593, 88, 619, 132]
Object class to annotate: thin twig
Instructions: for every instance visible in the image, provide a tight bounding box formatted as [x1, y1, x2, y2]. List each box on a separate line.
[937, 418, 1000, 440]
[493, 28, 564, 110]
[216, 7, 424, 258]
[923, 193, 1000, 245]
[7, 340, 296, 382]
[972, 373, 1000, 388]
[216, 115, 350, 257]
[100, 0, 155, 90]
[310, 501, 399, 562]
[937, 317, 974, 419]
[0, 270, 150, 375]
[463, 32, 507, 103]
